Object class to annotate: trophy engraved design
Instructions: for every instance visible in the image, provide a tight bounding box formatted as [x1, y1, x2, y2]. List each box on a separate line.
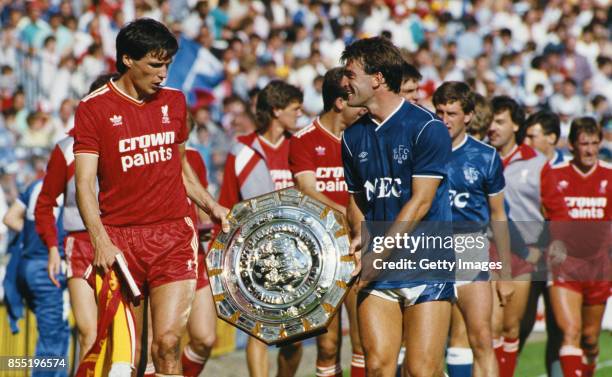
[206, 188, 354, 345]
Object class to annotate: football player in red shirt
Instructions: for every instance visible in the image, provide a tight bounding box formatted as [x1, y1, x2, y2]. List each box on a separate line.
[541, 117, 611, 377]
[35, 73, 118, 362]
[289, 67, 367, 377]
[73, 19, 228, 375]
[217, 80, 303, 377]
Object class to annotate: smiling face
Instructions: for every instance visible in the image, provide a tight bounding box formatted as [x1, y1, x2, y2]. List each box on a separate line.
[123, 51, 172, 98]
[343, 60, 377, 107]
[435, 100, 472, 143]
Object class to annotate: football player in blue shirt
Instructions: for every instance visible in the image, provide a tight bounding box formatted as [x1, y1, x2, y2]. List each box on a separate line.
[2, 179, 69, 377]
[341, 36, 454, 377]
[433, 81, 514, 377]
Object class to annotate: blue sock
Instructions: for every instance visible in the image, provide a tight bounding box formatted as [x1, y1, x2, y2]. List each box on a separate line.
[447, 347, 473, 377]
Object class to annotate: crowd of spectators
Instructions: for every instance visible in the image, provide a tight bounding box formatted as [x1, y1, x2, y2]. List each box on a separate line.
[0, 0, 610, 255]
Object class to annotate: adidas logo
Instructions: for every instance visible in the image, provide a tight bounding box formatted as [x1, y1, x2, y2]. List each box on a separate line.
[110, 115, 123, 127]
[315, 145, 326, 156]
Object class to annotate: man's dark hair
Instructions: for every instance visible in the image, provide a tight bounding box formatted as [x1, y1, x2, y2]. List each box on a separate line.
[432, 81, 474, 114]
[88, 72, 120, 94]
[340, 37, 404, 93]
[525, 110, 561, 144]
[322, 67, 349, 113]
[491, 95, 525, 130]
[401, 61, 422, 83]
[255, 80, 303, 132]
[569, 117, 602, 145]
[115, 18, 178, 74]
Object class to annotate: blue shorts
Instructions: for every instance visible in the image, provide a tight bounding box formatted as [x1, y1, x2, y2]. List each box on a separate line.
[361, 282, 456, 307]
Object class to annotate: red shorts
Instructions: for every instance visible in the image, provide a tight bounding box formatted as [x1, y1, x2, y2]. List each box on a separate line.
[489, 244, 535, 278]
[552, 280, 611, 305]
[105, 217, 199, 290]
[64, 231, 94, 282]
[196, 252, 209, 290]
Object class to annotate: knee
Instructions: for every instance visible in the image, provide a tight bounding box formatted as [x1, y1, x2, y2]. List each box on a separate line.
[190, 328, 216, 350]
[280, 343, 302, 358]
[364, 353, 393, 377]
[404, 358, 440, 377]
[317, 338, 339, 363]
[469, 326, 493, 352]
[152, 332, 182, 360]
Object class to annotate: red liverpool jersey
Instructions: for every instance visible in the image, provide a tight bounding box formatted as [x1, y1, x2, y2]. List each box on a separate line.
[541, 160, 611, 258]
[73, 81, 191, 226]
[258, 134, 294, 190]
[289, 118, 348, 207]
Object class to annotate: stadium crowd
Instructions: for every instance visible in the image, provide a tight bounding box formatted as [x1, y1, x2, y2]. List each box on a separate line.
[0, 0, 610, 376]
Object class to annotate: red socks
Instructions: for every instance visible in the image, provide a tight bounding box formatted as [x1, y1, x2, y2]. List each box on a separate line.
[181, 345, 206, 377]
[351, 352, 365, 377]
[559, 345, 584, 377]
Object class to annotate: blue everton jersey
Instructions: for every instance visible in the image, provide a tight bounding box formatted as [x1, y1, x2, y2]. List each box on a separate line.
[18, 180, 64, 259]
[448, 135, 505, 231]
[341, 100, 452, 222]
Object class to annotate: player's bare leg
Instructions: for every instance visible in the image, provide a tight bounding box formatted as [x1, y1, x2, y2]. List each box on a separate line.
[403, 301, 451, 377]
[358, 293, 403, 377]
[277, 342, 303, 377]
[345, 287, 365, 376]
[456, 282, 498, 377]
[550, 286, 583, 376]
[130, 298, 147, 377]
[492, 278, 530, 377]
[68, 278, 97, 360]
[150, 279, 197, 374]
[247, 337, 269, 377]
[448, 304, 472, 376]
[183, 286, 217, 376]
[316, 311, 342, 377]
[580, 303, 606, 376]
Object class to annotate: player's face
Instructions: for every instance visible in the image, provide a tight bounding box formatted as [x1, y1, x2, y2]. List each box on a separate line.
[344, 60, 375, 107]
[571, 132, 601, 168]
[276, 100, 302, 133]
[435, 100, 471, 141]
[488, 110, 518, 149]
[524, 123, 553, 154]
[127, 52, 172, 97]
[400, 79, 419, 104]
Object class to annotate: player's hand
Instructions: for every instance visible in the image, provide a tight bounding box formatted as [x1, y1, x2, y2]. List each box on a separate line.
[547, 240, 567, 266]
[349, 236, 362, 277]
[93, 242, 122, 274]
[210, 203, 230, 233]
[525, 246, 542, 264]
[47, 246, 62, 288]
[496, 280, 514, 306]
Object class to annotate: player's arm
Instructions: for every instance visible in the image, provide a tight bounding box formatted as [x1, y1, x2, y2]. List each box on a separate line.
[390, 176, 440, 234]
[3, 200, 26, 232]
[488, 191, 514, 304]
[346, 194, 365, 276]
[75, 153, 121, 273]
[294, 172, 346, 214]
[179, 143, 229, 232]
[35, 146, 69, 286]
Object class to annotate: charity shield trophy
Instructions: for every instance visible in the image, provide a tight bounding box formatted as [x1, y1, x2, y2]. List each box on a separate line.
[206, 187, 354, 345]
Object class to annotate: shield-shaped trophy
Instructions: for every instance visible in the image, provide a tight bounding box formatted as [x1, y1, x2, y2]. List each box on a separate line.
[206, 187, 355, 345]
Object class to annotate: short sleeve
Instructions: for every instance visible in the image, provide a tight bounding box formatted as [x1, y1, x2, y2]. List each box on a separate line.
[175, 92, 189, 144]
[485, 152, 505, 196]
[289, 137, 315, 176]
[73, 103, 100, 155]
[412, 120, 451, 179]
[341, 134, 360, 193]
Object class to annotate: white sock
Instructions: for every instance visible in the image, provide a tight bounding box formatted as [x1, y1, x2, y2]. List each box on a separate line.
[108, 362, 133, 377]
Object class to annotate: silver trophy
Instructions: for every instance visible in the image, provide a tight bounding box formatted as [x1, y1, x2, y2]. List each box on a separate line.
[206, 188, 354, 345]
